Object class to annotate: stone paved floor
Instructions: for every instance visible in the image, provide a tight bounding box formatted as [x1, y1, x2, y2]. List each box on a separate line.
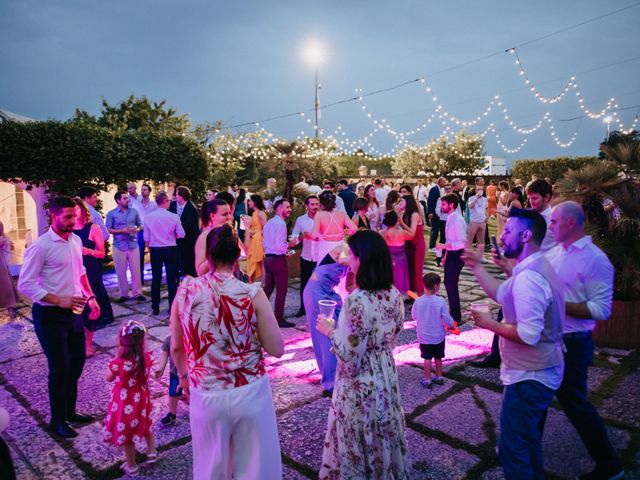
[1, 254, 639, 479]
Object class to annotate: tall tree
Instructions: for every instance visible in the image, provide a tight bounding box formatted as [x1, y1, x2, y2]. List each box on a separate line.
[73, 95, 190, 135]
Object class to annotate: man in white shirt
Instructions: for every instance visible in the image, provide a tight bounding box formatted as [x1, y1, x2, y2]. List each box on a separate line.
[291, 195, 319, 317]
[465, 207, 565, 479]
[144, 192, 185, 316]
[262, 199, 297, 328]
[374, 178, 388, 207]
[547, 201, 623, 480]
[436, 193, 467, 324]
[467, 185, 488, 251]
[17, 196, 100, 439]
[132, 184, 158, 285]
[471, 178, 557, 369]
[414, 178, 429, 224]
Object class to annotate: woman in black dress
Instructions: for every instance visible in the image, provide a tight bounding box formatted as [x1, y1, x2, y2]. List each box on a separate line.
[351, 197, 371, 230]
[73, 198, 114, 356]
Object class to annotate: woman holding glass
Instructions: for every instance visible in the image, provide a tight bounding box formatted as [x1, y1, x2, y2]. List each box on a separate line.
[316, 230, 409, 479]
[303, 244, 351, 395]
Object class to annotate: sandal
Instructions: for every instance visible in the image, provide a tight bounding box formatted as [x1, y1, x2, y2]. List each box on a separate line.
[146, 450, 158, 464]
[120, 463, 139, 476]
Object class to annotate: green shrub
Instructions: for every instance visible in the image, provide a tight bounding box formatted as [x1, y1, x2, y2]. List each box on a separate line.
[511, 156, 601, 183]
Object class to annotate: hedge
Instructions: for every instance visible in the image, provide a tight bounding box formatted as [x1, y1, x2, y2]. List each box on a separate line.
[511, 156, 601, 183]
[0, 120, 208, 197]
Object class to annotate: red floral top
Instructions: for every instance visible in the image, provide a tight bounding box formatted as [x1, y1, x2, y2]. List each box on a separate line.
[175, 272, 265, 390]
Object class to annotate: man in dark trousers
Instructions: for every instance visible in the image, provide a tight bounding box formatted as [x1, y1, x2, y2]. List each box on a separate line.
[144, 191, 185, 315]
[262, 199, 297, 328]
[169, 186, 200, 279]
[18, 196, 100, 438]
[428, 177, 446, 252]
[337, 179, 357, 218]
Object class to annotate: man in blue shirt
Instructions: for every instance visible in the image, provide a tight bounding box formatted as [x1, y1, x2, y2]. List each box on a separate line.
[106, 192, 144, 302]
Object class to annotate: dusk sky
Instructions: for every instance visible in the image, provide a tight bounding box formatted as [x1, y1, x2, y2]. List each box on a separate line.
[1, 0, 639, 161]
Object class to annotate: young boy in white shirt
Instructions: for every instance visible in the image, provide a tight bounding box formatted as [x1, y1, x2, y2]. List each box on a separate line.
[412, 273, 455, 389]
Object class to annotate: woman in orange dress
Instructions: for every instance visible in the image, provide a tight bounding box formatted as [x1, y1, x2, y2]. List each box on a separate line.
[244, 194, 267, 282]
[486, 180, 498, 218]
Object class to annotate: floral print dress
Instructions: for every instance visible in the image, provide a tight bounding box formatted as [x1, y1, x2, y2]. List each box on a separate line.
[320, 287, 410, 480]
[104, 353, 153, 446]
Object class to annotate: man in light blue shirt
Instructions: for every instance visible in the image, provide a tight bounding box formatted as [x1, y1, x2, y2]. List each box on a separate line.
[106, 192, 143, 302]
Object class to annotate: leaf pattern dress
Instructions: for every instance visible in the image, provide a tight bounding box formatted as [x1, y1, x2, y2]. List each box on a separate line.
[320, 287, 410, 480]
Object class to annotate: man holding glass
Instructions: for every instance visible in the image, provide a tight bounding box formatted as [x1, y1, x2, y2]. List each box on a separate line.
[18, 196, 100, 438]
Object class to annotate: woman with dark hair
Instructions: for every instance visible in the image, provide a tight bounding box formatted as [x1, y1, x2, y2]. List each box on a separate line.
[311, 190, 357, 264]
[170, 224, 284, 479]
[380, 210, 413, 295]
[72, 197, 114, 356]
[195, 199, 232, 276]
[363, 184, 380, 231]
[381, 190, 401, 228]
[234, 188, 248, 242]
[401, 194, 426, 295]
[244, 194, 267, 282]
[351, 197, 371, 230]
[316, 230, 409, 479]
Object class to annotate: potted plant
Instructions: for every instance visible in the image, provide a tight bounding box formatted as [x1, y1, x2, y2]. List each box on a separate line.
[556, 131, 640, 348]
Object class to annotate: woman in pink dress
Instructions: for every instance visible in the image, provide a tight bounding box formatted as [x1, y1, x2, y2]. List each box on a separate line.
[380, 210, 413, 295]
[170, 224, 285, 480]
[400, 195, 426, 295]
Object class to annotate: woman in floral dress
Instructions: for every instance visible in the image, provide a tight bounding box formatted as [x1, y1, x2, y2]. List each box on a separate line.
[170, 224, 285, 480]
[316, 230, 410, 480]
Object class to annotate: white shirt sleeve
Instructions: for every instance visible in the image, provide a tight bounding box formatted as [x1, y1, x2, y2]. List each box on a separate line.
[17, 243, 48, 302]
[175, 216, 186, 239]
[584, 255, 614, 320]
[292, 218, 302, 237]
[510, 271, 553, 346]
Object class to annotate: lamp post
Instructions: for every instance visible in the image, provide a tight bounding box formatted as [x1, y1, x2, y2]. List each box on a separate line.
[303, 40, 325, 138]
[604, 115, 613, 141]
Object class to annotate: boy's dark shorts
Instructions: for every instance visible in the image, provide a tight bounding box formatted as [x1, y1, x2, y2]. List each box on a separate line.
[420, 341, 445, 360]
[169, 373, 182, 397]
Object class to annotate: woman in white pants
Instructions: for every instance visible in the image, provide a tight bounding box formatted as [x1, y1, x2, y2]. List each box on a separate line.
[170, 224, 285, 480]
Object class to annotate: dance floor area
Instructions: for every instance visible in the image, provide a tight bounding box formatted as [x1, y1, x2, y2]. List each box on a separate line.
[0, 262, 638, 479]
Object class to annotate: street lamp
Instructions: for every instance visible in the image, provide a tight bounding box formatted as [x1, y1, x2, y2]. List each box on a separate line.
[302, 40, 325, 138]
[603, 115, 613, 140]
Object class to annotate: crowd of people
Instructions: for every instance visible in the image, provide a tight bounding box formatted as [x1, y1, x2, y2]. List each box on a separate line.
[3, 171, 623, 480]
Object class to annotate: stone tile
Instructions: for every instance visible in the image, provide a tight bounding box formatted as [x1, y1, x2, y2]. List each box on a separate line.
[72, 398, 190, 472]
[397, 365, 456, 416]
[481, 467, 505, 479]
[476, 387, 631, 478]
[414, 388, 489, 446]
[0, 317, 43, 363]
[270, 375, 323, 413]
[587, 366, 615, 394]
[111, 302, 139, 318]
[277, 396, 331, 472]
[92, 315, 167, 349]
[0, 386, 88, 479]
[600, 370, 640, 427]
[136, 443, 192, 479]
[283, 465, 312, 479]
[3, 351, 165, 423]
[456, 364, 503, 388]
[147, 325, 170, 343]
[542, 408, 630, 478]
[596, 347, 633, 358]
[405, 427, 479, 479]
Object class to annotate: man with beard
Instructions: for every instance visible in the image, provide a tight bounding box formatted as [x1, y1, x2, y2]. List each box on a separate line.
[18, 196, 100, 438]
[464, 208, 565, 479]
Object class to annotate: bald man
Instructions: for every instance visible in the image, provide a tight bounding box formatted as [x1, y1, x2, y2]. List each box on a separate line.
[547, 201, 623, 480]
